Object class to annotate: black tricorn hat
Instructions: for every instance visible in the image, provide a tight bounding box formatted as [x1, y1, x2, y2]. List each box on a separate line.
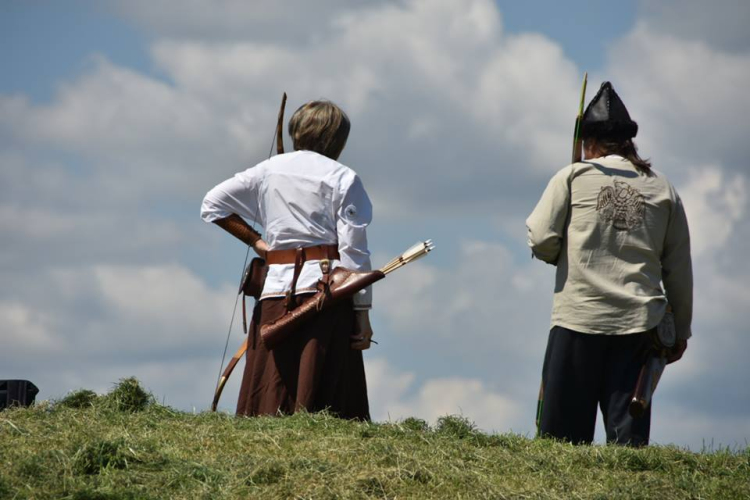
[580, 82, 638, 139]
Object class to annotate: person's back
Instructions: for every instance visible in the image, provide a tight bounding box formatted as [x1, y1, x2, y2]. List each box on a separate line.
[530, 155, 691, 338]
[202, 129, 372, 304]
[527, 81, 692, 446]
[254, 150, 366, 249]
[201, 99, 374, 419]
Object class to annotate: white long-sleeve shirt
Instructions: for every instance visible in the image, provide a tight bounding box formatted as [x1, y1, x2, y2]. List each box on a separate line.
[526, 155, 693, 339]
[201, 150, 373, 309]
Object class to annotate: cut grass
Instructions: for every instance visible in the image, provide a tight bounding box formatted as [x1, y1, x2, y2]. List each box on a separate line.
[1, 379, 747, 499]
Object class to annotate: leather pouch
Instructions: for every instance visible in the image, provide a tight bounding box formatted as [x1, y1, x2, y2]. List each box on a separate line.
[239, 258, 268, 300]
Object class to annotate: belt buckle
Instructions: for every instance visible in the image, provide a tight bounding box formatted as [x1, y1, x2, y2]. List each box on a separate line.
[319, 258, 330, 274]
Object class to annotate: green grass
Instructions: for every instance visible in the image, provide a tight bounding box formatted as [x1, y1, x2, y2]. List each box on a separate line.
[1, 379, 748, 499]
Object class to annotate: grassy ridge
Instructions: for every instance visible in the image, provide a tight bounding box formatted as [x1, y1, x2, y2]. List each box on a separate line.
[0, 379, 748, 499]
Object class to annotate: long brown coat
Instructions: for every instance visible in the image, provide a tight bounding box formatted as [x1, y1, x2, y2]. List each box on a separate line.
[236, 294, 370, 420]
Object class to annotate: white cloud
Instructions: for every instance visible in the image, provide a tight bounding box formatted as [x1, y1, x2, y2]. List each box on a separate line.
[115, 0, 380, 42]
[43, 357, 224, 411]
[94, 264, 234, 334]
[377, 239, 551, 353]
[474, 33, 580, 169]
[2, 263, 236, 363]
[0, 59, 254, 205]
[678, 167, 747, 257]
[2, 0, 585, 221]
[364, 357, 415, 411]
[366, 358, 522, 433]
[391, 378, 522, 433]
[1, 261, 246, 411]
[604, 24, 750, 173]
[638, 0, 750, 53]
[0, 301, 64, 355]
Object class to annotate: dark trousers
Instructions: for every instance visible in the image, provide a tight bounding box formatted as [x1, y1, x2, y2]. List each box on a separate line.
[538, 326, 651, 446]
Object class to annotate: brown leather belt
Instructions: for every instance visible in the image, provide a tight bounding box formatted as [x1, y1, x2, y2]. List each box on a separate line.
[265, 244, 340, 265]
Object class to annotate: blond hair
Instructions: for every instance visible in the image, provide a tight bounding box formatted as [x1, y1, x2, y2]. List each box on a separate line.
[288, 100, 350, 160]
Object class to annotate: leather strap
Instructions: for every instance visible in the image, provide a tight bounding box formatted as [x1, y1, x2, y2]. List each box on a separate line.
[287, 249, 304, 308]
[266, 244, 340, 265]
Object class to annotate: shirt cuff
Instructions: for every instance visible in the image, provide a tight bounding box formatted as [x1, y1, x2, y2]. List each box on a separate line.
[352, 286, 372, 310]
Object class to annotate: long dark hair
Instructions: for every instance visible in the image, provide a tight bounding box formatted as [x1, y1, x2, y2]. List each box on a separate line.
[586, 136, 651, 171]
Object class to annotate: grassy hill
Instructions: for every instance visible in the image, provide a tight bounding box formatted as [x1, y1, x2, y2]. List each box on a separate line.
[0, 378, 747, 499]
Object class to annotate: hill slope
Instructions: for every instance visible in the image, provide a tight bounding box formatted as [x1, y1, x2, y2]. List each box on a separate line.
[1, 379, 748, 499]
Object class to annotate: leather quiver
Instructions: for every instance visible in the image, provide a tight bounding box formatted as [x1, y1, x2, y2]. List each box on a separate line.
[239, 258, 268, 300]
[260, 267, 385, 350]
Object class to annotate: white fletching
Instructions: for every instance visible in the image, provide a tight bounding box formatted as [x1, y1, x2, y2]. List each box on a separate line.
[380, 239, 435, 275]
[402, 241, 428, 261]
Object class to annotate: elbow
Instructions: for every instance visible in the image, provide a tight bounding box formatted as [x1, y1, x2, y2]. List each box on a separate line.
[199, 194, 214, 223]
[200, 208, 218, 224]
[532, 249, 559, 266]
[200, 196, 229, 224]
[199, 207, 212, 224]
[527, 238, 559, 265]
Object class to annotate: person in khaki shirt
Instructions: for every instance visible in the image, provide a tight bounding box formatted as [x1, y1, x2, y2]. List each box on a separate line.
[527, 82, 692, 446]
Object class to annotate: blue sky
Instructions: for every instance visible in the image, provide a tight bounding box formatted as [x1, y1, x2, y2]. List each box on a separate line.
[2, 0, 750, 451]
[1, 2, 637, 103]
[1, 2, 146, 101]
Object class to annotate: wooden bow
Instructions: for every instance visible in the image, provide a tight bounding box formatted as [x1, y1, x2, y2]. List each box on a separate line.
[211, 92, 287, 412]
[539, 74, 588, 432]
[571, 72, 588, 163]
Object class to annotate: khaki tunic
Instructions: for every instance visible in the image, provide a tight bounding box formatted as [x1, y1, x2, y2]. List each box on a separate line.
[526, 155, 693, 339]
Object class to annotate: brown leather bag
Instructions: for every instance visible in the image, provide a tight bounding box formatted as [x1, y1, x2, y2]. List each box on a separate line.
[239, 258, 268, 335]
[239, 258, 268, 300]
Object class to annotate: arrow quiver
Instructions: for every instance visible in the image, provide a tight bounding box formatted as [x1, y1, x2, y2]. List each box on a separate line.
[628, 309, 676, 418]
[260, 267, 386, 350]
[260, 240, 434, 349]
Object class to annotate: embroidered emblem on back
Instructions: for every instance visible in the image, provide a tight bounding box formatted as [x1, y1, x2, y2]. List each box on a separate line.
[596, 180, 645, 231]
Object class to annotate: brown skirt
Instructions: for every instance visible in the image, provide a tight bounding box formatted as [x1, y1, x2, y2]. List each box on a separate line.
[236, 294, 370, 420]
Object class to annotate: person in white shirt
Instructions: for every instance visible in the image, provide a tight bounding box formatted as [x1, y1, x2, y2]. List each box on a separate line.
[526, 82, 693, 446]
[201, 99, 372, 419]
